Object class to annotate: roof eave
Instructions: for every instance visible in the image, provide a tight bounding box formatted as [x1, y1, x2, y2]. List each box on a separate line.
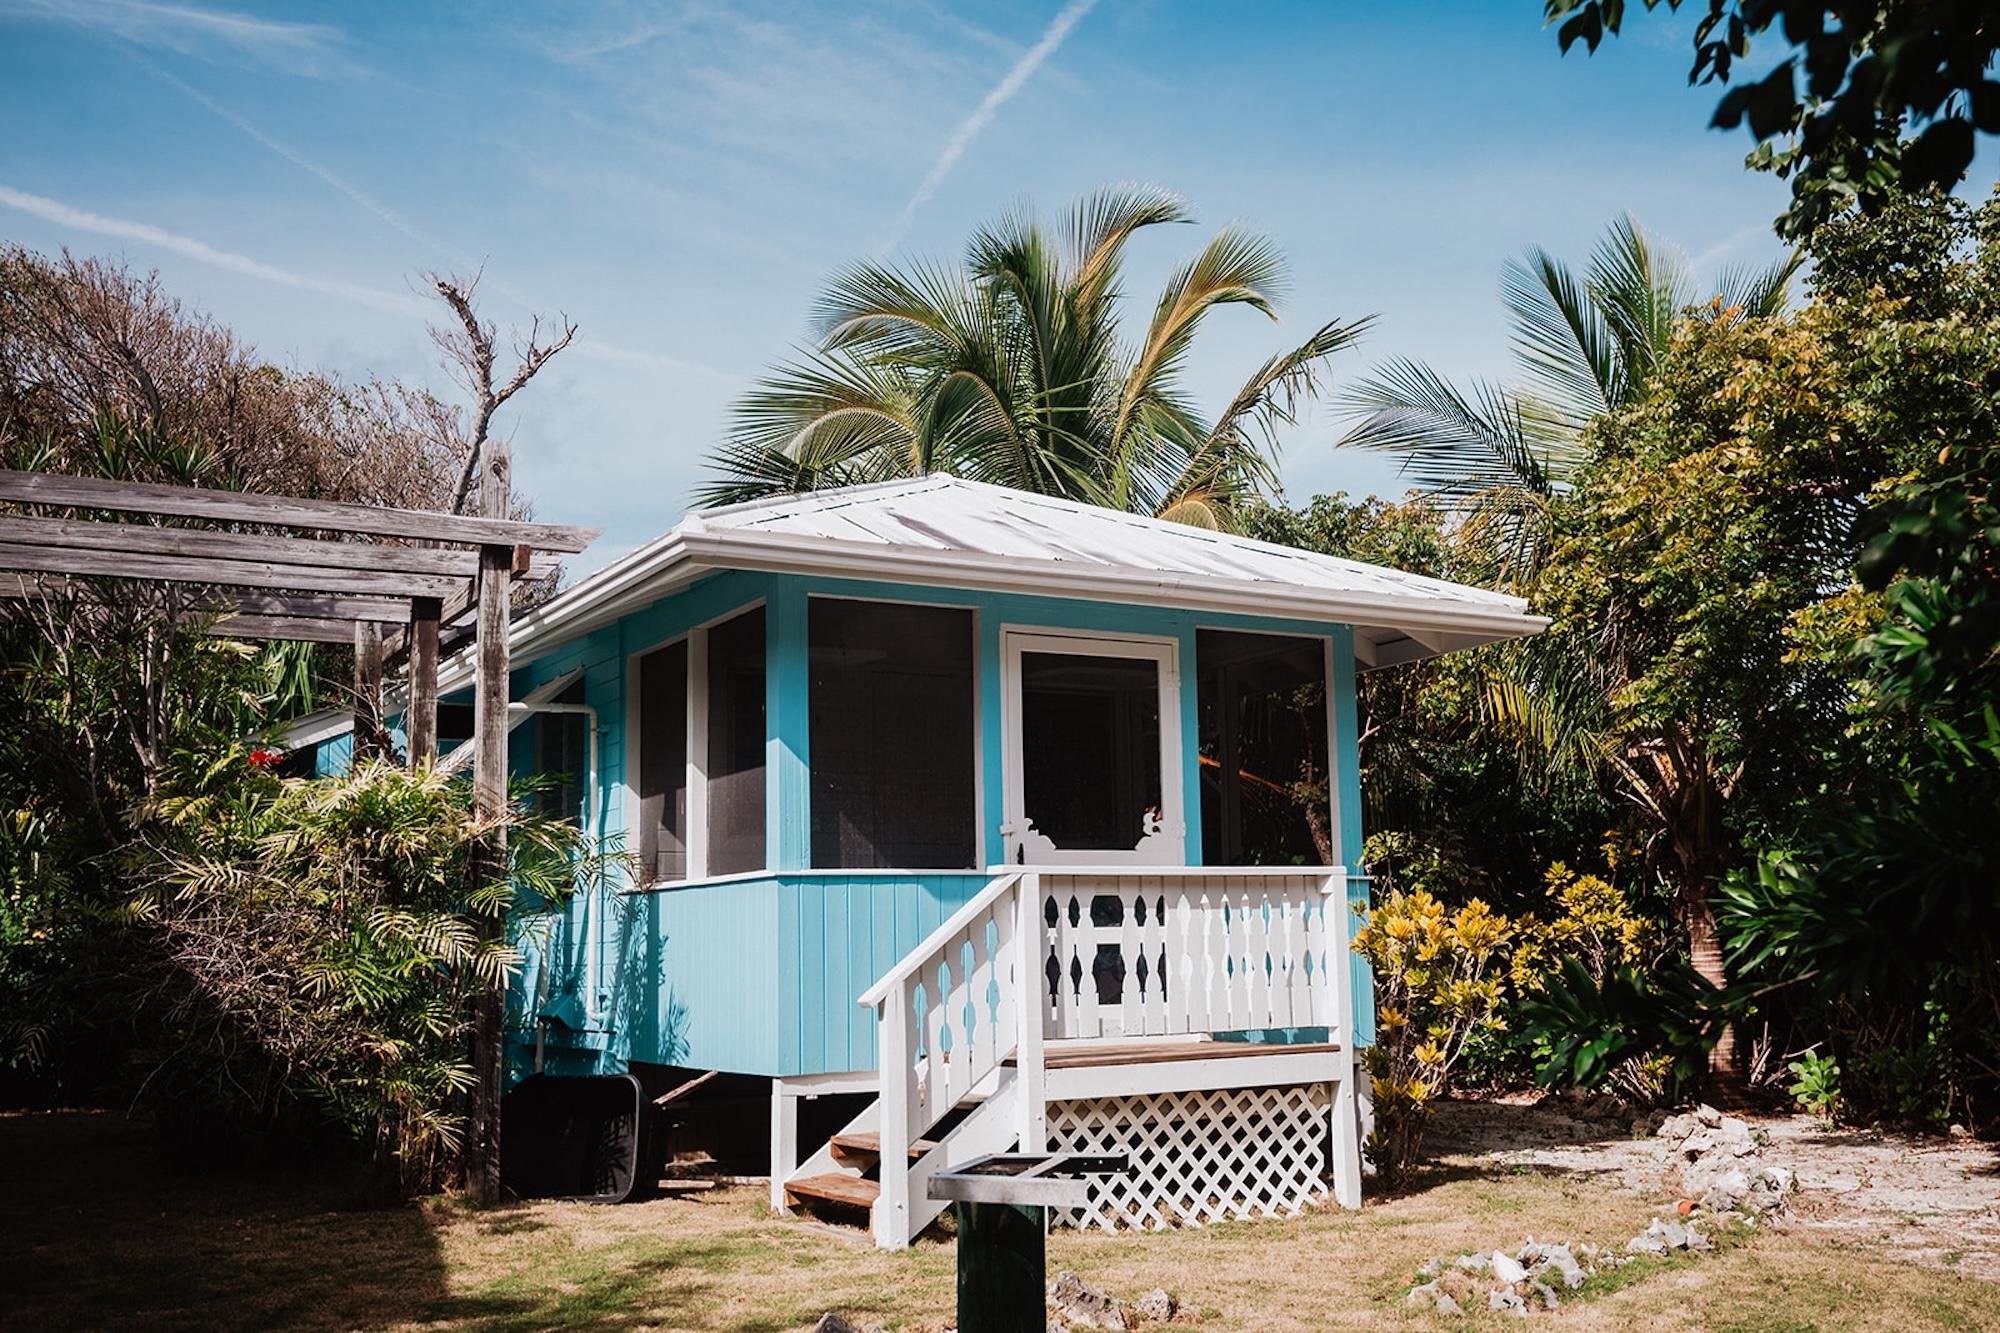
[436, 525, 1548, 692]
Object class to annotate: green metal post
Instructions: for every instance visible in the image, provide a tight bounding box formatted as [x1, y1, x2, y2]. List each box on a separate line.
[955, 1201, 1045, 1333]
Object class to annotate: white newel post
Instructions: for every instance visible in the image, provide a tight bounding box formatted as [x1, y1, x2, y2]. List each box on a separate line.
[875, 984, 912, 1248]
[1014, 873, 1047, 1153]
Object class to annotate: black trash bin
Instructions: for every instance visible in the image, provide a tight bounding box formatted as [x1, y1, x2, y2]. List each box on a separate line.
[500, 1073, 657, 1203]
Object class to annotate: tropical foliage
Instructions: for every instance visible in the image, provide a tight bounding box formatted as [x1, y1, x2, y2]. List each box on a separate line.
[1353, 886, 1513, 1181]
[1294, 188, 2000, 1135]
[131, 757, 619, 1195]
[703, 186, 1371, 530]
[1329, 216, 1803, 1077]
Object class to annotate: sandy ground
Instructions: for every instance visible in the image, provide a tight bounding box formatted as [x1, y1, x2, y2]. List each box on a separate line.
[1429, 1095, 2000, 1281]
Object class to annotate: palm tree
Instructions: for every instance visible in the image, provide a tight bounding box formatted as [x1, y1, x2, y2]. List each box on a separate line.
[701, 185, 1372, 531]
[1339, 214, 1799, 577]
[1337, 216, 1801, 1082]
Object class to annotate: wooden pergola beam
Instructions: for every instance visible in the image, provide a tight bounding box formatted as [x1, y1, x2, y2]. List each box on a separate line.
[0, 514, 492, 578]
[225, 592, 414, 622]
[0, 540, 468, 601]
[201, 614, 368, 644]
[0, 468, 600, 553]
[0, 576, 416, 623]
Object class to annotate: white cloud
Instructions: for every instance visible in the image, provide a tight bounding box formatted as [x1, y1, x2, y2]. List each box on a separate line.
[2, 0, 350, 74]
[880, 0, 1100, 252]
[0, 184, 425, 315]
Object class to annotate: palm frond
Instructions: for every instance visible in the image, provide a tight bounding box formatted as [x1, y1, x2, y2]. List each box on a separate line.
[1587, 214, 1693, 396]
[1715, 249, 1804, 319]
[1064, 183, 1192, 310]
[1502, 247, 1622, 430]
[1336, 359, 1553, 501]
[811, 257, 978, 360]
[698, 350, 920, 505]
[1211, 315, 1375, 455]
[1116, 225, 1286, 448]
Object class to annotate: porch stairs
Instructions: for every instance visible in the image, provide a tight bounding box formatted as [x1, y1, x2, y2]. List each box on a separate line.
[774, 868, 1364, 1249]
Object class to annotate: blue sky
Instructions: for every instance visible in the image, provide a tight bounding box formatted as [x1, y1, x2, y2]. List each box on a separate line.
[3, 1, 1986, 572]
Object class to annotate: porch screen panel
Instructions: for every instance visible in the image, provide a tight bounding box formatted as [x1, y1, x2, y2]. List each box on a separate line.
[1020, 651, 1162, 850]
[637, 640, 688, 881]
[808, 599, 976, 869]
[706, 607, 767, 875]
[1196, 630, 1332, 866]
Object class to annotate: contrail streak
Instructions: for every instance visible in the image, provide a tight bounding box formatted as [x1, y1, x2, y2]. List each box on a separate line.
[881, 0, 1098, 252]
[0, 183, 426, 314]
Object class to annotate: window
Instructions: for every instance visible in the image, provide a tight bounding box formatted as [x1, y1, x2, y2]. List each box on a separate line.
[533, 680, 589, 828]
[1197, 630, 1331, 866]
[705, 607, 766, 875]
[637, 640, 688, 881]
[809, 599, 976, 869]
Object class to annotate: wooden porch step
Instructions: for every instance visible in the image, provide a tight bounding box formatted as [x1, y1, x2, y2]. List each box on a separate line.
[785, 1172, 880, 1212]
[1006, 1038, 1344, 1070]
[828, 1131, 937, 1161]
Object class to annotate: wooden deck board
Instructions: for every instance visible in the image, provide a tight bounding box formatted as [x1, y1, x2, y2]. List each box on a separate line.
[784, 1172, 880, 1210]
[829, 1131, 935, 1160]
[1006, 1038, 1343, 1070]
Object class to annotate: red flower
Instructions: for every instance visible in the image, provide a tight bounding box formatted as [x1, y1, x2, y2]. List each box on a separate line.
[248, 748, 284, 770]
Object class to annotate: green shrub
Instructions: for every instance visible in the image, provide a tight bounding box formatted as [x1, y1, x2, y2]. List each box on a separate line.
[131, 755, 625, 1195]
[1787, 1050, 1841, 1122]
[1352, 887, 1513, 1181]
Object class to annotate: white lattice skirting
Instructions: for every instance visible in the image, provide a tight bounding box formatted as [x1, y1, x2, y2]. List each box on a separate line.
[1044, 1083, 1333, 1231]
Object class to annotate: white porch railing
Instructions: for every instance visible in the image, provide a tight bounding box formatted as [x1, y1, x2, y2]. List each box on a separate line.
[1037, 869, 1350, 1039]
[856, 866, 1353, 1245]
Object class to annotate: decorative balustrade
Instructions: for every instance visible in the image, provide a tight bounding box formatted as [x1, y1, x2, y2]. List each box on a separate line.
[1036, 870, 1347, 1040]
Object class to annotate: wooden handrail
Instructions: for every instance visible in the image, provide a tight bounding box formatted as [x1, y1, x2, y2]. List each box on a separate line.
[857, 871, 1022, 1009]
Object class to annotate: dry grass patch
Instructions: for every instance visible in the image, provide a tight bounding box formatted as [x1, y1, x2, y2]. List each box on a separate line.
[5, 1110, 1998, 1331]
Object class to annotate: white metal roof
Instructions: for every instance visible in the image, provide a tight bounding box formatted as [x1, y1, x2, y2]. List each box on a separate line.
[443, 476, 1545, 688]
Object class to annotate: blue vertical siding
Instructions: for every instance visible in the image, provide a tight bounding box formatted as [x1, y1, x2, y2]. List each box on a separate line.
[777, 872, 993, 1075]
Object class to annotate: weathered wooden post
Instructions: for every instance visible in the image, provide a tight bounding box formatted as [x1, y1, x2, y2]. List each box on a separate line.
[407, 595, 441, 764]
[467, 441, 513, 1205]
[353, 620, 383, 762]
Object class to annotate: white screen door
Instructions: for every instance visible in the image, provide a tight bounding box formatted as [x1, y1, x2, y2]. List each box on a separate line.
[1000, 631, 1184, 866]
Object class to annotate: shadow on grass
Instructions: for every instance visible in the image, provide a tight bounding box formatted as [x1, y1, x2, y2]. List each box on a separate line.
[0, 1110, 569, 1331]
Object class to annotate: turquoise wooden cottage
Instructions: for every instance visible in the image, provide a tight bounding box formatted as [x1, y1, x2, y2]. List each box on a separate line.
[431, 475, 1544, 1247]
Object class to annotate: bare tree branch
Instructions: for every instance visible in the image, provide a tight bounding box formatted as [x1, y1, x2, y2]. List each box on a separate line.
[424, 272, 576, 515]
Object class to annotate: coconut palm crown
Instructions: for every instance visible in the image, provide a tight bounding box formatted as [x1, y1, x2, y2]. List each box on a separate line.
[1337, 214, 1801, 575]
[700, 185, 1372, 530]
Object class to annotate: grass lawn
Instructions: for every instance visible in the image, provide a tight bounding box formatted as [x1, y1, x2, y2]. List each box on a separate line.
[4, 1110, 1997, 1331]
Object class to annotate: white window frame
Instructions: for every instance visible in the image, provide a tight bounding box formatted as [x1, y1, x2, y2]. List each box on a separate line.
[624, 599, 768, 890]
[998, 626, 1185, 868]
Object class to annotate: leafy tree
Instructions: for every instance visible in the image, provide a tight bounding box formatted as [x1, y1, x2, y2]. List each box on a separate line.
[1533, 291, 1883, 1072]
[703, 185, 1371, 530]
[1544, 0, 2000, 237]
[1332, 220, 1798, 1081]
[1716, 190, 2000, 1127]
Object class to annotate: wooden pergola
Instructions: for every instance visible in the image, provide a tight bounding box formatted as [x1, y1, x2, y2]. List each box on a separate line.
[0, 464, 598, 1201]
